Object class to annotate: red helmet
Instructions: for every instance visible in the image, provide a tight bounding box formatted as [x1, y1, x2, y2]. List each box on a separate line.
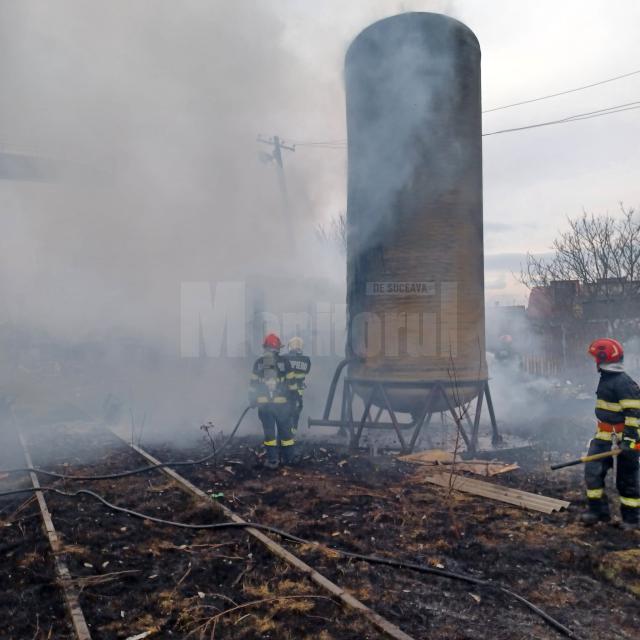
[262, 333, 282, 350]
[588, 338, 624, 365]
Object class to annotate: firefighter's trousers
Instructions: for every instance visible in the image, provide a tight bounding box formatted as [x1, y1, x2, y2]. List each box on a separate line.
[585, 438, 640, 524]
[291, 397, 303, 433]
[258, 405, 295, 464]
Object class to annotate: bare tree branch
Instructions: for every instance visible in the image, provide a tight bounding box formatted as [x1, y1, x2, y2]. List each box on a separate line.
[315, 211, 347, 254]
[519, 206, 640, 295]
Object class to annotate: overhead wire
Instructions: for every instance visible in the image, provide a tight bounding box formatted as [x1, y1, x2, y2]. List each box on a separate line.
[483, 68, 640, 113]
[560, 99, 640, 120]
[482, 100, 640, 136]
[290, 70, 640, 145]
[292, 99, 640, 145]
[291, 140, 346, 146]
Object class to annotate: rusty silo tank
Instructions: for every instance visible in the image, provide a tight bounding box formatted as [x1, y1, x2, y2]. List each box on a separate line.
[345, 12, 487, 415]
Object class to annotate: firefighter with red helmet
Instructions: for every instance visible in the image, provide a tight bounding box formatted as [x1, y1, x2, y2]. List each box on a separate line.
[249, 333, 297, 469]
[583, 338, 640, 529]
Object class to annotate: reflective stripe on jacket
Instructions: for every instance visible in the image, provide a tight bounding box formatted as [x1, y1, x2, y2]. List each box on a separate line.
[284, 353, 311, 397]
[249, 353, 295, 405]
[595, 370, 640, 436]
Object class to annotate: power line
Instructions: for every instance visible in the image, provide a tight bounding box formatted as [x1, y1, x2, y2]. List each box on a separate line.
[288, 99, 640, 146]
[256, 135, 296, 245]
[561, 99, 640, 120]
[567, 104, 640, 121]
[483, 99, 640, 136]
[292, 140, 346, 146]
[483, 68, 640, 113]
[296, 144, 347, 149]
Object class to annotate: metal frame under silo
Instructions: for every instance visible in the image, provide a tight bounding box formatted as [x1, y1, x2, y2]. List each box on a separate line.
[309, 361, 501, 454]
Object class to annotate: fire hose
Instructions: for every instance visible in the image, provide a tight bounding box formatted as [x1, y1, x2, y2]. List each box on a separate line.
[0, 484, 582, 639]
[0, 406, 252, 481]
[0, 405, 583, 639]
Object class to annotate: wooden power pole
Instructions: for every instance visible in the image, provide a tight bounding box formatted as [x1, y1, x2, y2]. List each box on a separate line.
[257, 135, 296, 248]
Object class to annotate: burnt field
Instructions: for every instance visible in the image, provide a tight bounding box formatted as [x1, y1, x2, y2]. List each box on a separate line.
[1, 425, 379, 640]
[1, 422, 639, 640]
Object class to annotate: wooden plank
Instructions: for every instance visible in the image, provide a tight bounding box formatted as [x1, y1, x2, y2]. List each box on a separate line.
[109, 428, 415, 640]
[409, 460, 519, 477]
[425, 473, 570, 513]
[400, 450, 519, 477]
[400, 449, 454, 463]
[19, 433, 93, 640]
[423, 472, 570, 514]
[425, 475, 564, 509]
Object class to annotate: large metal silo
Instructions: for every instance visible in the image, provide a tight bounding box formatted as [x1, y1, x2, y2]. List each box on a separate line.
[345, 12, 487, 415]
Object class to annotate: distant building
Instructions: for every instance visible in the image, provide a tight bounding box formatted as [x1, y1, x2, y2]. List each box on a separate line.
[522, 279, 640, 378]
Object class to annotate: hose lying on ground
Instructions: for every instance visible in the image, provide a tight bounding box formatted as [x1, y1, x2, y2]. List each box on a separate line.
[0, 406, 252, 481]
[0, 485, 583, 640]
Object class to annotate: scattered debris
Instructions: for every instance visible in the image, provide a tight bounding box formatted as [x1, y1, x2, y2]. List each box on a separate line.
[400, 449, 519, 476]
[422, 472, 571, 513]
[5, 424, 639, 639]
[125, 631, 156, 640]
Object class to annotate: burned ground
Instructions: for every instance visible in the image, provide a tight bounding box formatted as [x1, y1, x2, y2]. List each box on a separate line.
[1, 422, 639, 640]
[0, 429, 73, 640]
[1, 426, 381, 640]
[153, 432, 640, 640]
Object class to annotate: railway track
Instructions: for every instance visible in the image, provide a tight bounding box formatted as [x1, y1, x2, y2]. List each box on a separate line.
[108, 427, 414, 640]
[5, 421, 632, 640]
[20, 433, 92, 640]
[8, 423, 413, 640]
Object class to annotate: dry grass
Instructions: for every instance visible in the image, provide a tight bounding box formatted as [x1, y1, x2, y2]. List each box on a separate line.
[18, 551, 40, 568]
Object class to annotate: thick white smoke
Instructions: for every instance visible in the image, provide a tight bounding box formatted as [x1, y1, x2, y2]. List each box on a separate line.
[0, 1, 453, 438]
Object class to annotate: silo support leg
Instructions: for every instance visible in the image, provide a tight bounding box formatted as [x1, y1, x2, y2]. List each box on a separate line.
[470, 382, 485, 451]
[346, 383, 355, 441]
[408, 391, 437, 452]
[440, 384, 472, 452]
[352, 385, 376, 450]
[338, 379, 350, 440]
[408, 410, 434, 453]
[323, 358, 351, 421]
[378, 384, 408, 453]
[484, 381, 502, 445]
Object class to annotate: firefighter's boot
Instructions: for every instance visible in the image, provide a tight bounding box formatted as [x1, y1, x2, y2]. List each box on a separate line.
[280, 442, 297, 466]
[264, 445, 279, 470]
[580, 499, 610, 526]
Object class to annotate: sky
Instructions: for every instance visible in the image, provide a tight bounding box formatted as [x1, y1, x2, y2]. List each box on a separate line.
[1, 0, 639, 345]
[281, 0, 640, 304]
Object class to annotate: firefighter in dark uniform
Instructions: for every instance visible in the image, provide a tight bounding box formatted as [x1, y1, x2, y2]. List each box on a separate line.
[284, 337, 311, 433]
[249, 333, 297, 469]
[583, 338, 640, 529]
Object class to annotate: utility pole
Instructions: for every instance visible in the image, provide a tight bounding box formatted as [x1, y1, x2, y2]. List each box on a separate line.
[257, 135, 296, 249]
